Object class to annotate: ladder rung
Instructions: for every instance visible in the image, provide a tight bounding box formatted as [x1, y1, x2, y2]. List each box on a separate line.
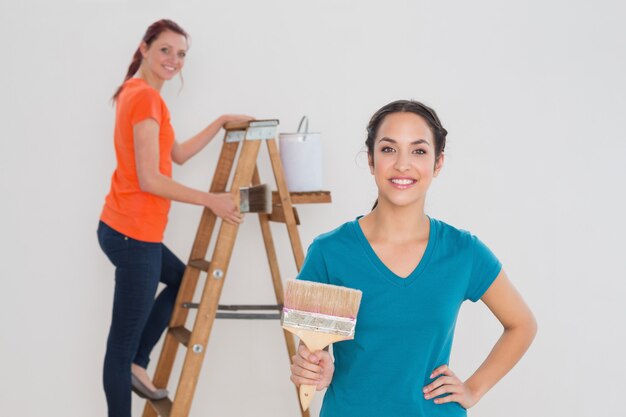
[179, 304, 282, 319]
[216, 312, 281, 320]
[149, 397, 172, 417]
[170, 326, 191, 347]
[272, 190, 332, 204]
[269, 204, 301, 225]
[188, 259, 211, 271]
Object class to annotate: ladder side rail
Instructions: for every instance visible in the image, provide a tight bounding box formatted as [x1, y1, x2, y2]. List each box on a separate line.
[189, 140, 240, 261]
[170, 139, 262, 417]
[265, 138, 305, 269]
[252, 168, 310, 417]
[143, 135, 240, 417]
[171, 139, 240, 330]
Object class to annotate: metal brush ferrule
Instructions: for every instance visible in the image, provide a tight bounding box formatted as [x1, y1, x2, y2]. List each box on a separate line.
[239, 187, 250, 212]
[281, 308, 356, 337]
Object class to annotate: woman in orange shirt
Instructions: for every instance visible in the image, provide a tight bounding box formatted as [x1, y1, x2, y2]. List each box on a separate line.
[97, 19, 251, 417]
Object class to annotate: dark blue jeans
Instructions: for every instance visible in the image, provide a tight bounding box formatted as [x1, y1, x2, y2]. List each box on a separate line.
[97, 221, 184, 417]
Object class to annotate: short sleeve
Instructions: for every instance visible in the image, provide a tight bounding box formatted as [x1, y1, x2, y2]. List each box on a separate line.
[296, 239, 330, 284]
[466, 235, 502, 302]
[129, 88, 162, 126]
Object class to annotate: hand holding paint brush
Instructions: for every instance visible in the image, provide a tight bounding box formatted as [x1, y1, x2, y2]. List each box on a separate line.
[291, 344, 334, 393]
[282, 279, 362, 411]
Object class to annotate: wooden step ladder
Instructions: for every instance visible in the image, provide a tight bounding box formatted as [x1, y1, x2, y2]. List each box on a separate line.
[142, 119, 331, 417]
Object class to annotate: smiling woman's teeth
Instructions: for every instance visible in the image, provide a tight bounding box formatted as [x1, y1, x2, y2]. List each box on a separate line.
[391, 179, 414, 185]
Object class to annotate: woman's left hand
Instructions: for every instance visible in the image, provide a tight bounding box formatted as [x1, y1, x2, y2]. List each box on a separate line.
[220, 114, 254, 126]
[422, 365, 479, 409]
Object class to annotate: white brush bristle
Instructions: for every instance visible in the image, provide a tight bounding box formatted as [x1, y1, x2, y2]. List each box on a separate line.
[284, 279, 362, 319]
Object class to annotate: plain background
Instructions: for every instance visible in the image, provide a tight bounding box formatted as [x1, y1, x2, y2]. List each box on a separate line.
[1, 0, 625, 416]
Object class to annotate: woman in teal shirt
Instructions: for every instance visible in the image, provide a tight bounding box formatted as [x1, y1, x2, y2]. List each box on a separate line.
[290, 100, 537, 416]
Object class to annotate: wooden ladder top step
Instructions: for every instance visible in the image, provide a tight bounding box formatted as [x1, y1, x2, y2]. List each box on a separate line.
[223, 119, 279, 131]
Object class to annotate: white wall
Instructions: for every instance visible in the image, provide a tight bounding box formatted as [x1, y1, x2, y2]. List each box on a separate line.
[1, 0, 625, 416]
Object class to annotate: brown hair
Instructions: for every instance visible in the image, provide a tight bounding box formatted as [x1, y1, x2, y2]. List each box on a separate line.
[112, 19, 189, 101]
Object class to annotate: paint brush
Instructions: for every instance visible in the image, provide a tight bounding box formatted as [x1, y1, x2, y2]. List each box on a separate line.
[282, 279, 362, 411]
[239, 184, 271, 213]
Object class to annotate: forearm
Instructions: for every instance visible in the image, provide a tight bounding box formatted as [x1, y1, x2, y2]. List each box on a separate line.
[175, 116, 225, 164]
[141, 172, 211, 206]
[465, 321, 537, 400]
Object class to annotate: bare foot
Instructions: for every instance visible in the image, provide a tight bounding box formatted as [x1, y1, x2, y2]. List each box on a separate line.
[131, 364, 159, 392]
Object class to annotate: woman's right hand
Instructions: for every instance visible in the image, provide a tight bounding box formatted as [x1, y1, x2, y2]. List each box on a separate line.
[290, 343, 334, 391]
[205, 193, 243, 225]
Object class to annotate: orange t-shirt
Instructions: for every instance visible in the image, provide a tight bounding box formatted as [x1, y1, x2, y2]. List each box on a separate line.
[100, 78, 175, 242]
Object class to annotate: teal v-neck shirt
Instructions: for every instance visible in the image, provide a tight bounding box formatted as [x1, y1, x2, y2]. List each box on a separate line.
[297, 217, 502, 417]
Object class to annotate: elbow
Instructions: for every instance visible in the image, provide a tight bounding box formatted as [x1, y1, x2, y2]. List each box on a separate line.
[519, 316, 539, 346]
[524, 307, 538, 340]
[529, 313, 538, 340]
[171, 154, 185, 165]
[171, 149, 187, 165]
[504, 311, 538, 344]
[138, 174, 158, 194]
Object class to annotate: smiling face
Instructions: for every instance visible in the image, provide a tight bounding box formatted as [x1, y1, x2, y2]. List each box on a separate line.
[139, 30, 188, 82]
[369, 112, 444, 209]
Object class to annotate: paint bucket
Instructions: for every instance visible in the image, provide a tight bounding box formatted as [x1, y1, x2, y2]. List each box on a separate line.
[279, 116, 323, 192]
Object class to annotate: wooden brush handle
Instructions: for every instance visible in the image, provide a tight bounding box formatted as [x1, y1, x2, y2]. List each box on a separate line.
[299, 384, 317, 411]
[282, 326, 351, 411]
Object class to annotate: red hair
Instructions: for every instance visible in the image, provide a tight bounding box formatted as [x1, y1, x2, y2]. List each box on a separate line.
[112, 19, 189, 101]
